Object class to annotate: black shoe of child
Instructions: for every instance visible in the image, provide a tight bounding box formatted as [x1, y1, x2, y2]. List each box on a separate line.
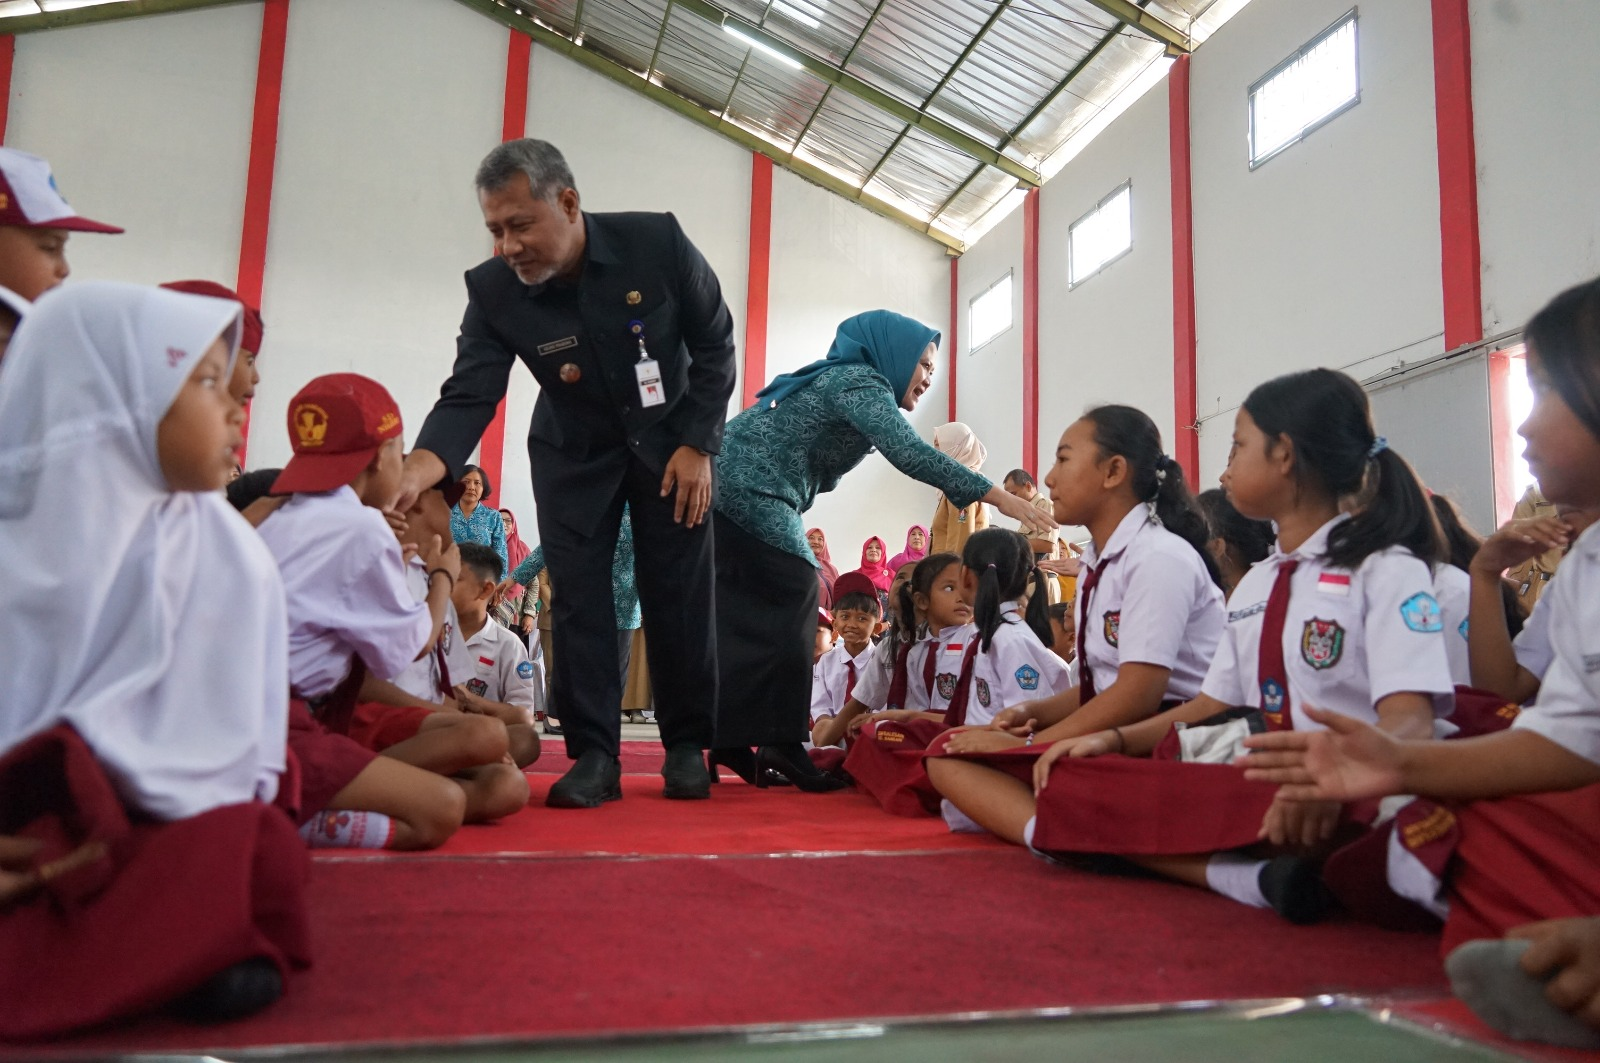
[172, 958, 284, 1023]
[1259, 855, 1333, 925]
[662, 743, 712, 800]
[546, 750, 622, 809]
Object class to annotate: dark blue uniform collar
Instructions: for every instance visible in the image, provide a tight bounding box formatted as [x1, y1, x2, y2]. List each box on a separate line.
[519, 212, 615, 299]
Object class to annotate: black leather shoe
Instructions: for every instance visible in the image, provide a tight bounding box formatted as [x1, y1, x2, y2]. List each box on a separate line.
[546, 750, 622, 809]
[662, 743, 712, 800]
[758, 743, 849, 793]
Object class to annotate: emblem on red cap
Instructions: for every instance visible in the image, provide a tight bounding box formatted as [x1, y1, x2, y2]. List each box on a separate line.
[376, 411, 400, 435]
[295, 404, 330, 448]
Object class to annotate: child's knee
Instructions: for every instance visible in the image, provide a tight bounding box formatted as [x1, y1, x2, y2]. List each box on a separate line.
[457, 713, 510, 764]
[478, 763, 530, 820]
[404, 776, 467, 849]
[508, 724, 540, 767]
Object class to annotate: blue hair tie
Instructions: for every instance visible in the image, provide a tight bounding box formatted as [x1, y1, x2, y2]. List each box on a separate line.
[1367, 436, 1388, 459]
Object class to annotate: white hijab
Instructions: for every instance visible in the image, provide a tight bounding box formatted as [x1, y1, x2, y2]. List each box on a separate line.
[933, 421, 988, 472]
[0, 282, 289, 820]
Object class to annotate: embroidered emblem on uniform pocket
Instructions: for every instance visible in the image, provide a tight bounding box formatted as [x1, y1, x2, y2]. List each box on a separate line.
[1301, 618, 1345, 670]
[466, 679, 488, 697]
[1400, 592, 1444, 633]
[1014, 664, 1040, 691]
[1260, 677, 1286, 714]
[517, 661, 535, 679]
[976, 679, 991, 707]
[1103, 610, 1121, 648]
[937, 674, 957, 700]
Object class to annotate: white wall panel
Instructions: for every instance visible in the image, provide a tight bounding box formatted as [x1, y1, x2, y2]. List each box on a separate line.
[1472, 0, 1600, 333]
[7, 3, 260, 287]
[1037, 84, 1175, 485]
[250, 0, 505, 484]
[1189, 0, 1445, 479]
[767, 168, 953, 560]
[954, 203, 1024, 496]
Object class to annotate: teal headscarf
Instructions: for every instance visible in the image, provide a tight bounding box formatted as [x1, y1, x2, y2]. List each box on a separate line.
[754, 309, 940, 409]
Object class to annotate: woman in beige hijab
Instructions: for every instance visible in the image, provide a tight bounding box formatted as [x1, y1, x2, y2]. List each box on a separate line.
[929, 422, 990, 555]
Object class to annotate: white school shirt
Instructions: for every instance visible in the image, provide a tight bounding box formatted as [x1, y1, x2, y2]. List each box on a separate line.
[1199, 515, 1456, 731]
[258, 487, 433, 699]
[1076, 505, 1225, 701]
[1433, 564, 1472, 687]
[461, 619, 539, 720]
[925, 622, 980, 718]
[1514, 592, 1556, 681]
[810, 639, 876, 725]
[967, 605, 1074, 727]
[391, 557, 475, 702]
[851, 631, 930, 713]
[1512, 522, 1600, 763]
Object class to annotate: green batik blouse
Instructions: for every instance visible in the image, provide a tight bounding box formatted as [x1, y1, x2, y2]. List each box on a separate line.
[715, 364, 993, 564]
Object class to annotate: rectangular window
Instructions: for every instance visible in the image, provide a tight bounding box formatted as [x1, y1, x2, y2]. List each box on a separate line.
[1249, 10, 1360, 168]
[1067, 182, 1132, 288]
[968, 271, 1013, 351]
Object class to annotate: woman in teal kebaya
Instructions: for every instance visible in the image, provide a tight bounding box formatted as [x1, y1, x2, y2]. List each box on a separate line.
[709, 310, 1054, 789]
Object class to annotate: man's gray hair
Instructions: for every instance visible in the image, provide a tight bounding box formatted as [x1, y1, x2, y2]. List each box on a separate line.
[475, 139, 576, 201]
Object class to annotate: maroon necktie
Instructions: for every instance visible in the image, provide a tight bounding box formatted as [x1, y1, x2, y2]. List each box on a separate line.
[1256, 559, 1299, 730]
[940, 644, 983, 728]
[922, 637, 940, 698]
[1076, 561, 1105, 705]
[845, 659, 858, 701]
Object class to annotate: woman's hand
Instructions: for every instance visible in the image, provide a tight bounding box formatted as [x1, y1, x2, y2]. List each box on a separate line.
[1471, 515, 1571, 577]
[520, 614, 536, 635]
[942, 729, 1024, 755]
[1037, 556, 1080, 577]
[985, 486, 1057, 538]
[1237, 705, 1406, 801]
[1258, 793, 1342, 848]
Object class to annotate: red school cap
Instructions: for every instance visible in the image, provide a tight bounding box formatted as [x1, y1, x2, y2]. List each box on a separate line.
[831, 573, 881, 610]
[160, 279, 263, 354]
[0, 148, 123, 233]
[269, 374, 403, 495]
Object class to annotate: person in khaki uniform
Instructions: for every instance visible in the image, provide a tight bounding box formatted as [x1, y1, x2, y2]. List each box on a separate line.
[929, 422, 990, 556]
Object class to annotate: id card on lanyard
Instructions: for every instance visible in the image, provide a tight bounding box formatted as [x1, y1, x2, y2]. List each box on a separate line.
[630, 320, 666, 408]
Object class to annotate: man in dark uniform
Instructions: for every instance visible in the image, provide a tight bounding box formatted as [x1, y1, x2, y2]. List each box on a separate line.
[395, 139, 735, 809]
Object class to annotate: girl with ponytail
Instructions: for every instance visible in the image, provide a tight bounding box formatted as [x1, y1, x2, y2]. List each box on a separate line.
[932, 406, 1224, 766]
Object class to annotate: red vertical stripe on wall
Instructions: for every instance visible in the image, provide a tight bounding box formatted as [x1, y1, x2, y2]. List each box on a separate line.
[1168, 54, 1199, 482]
[1487, 348, 1516, 524]
[476, 30, 533, 505]
[0, 36, 14, 145]
[948, 256, 959, 422]
[1021, 189, 1040, 480]
[1431, 0, 1482, 351]
[234, 0, 289, 465]
[742, 153, 773, 409]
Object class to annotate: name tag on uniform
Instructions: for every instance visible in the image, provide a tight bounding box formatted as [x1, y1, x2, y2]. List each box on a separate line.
[537, 336, 579, 357]
[636, 357, 666, 408]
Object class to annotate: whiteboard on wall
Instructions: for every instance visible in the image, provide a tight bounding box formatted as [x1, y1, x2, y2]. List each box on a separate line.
[1365, 353, 1495, 533]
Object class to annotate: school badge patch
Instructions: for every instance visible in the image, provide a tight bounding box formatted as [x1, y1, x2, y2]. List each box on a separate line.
[1399, 592, 1444, 633]
[1260, 677, 1286, 714]
[1458, 618, 1470, 640]
[517, 661, 535, 679]
[1102, 610, 1121, 648]
[1014, 664, 1040, 691]
[937, 673, 957, 701]
[976, 679, 991, 708]
[1301, 618, 1345, 670]
[466, 679, 488, 697]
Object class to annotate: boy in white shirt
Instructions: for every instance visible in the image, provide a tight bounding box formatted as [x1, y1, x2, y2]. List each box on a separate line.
[453, 544, 542, 761]
[809, 581, 879, 748]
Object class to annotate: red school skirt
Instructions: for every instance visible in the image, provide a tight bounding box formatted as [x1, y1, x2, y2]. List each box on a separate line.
[0, 725, 312, 1039]
[842, 718, 949, 817]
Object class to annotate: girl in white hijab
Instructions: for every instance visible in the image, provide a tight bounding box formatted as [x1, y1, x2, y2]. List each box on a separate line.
[0, 282, 309, 1035]
[930, 421, 990, 555]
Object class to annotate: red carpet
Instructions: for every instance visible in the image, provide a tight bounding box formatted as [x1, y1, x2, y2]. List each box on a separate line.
[17, 849, 1446, 1055]
[320, 773, 1000, 859]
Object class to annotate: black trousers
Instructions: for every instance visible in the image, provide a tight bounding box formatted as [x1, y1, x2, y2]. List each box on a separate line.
[712, 514, 817, 748]
[538, 456, 717, 759]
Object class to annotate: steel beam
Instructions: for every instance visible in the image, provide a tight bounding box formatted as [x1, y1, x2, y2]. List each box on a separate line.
[1080, 0, 1191, 54]
[451, 0, 965, 252]
[785, 0, 888, 163]
[675, 0, 1040, 186]
[0, 0, 249, 32]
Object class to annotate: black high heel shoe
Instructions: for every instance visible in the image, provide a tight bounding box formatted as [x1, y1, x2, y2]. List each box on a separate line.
[706, 748, 793, 788]
[757, 743, 849, 793]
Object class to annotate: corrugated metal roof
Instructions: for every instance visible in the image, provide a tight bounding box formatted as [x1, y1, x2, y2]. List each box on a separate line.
[1, 0, 1249, 250]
